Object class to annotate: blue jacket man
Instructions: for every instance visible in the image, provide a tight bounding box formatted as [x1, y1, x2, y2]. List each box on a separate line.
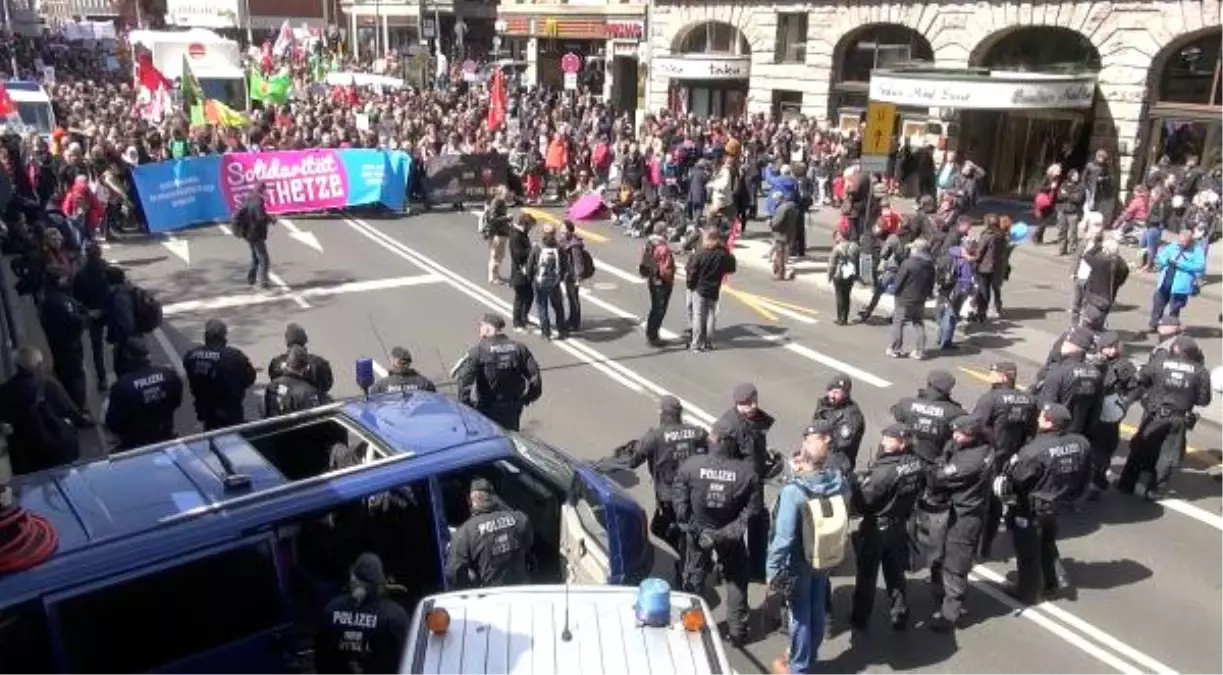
[1149, 229, 1206, 329]
[766, 420, 850, 675]
[763, 164, 800, 217]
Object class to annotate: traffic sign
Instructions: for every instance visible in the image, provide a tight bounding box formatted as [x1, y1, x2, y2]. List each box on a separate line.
[560, 52, 582, 74]
[461, 59, 477, 73]
[862, 101, 897, 156]
[563, 72, 578, 91]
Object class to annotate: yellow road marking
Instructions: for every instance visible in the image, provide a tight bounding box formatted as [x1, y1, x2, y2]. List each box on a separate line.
[956, 366, 1216, 465]
[723, 285, 779, 322]
[519, 207, 609, 244]
[739, 293, 821, 316]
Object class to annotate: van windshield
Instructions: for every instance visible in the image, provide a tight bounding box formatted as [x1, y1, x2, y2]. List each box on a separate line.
[15, 102, 53, 134]
[508, 433, 575, 488]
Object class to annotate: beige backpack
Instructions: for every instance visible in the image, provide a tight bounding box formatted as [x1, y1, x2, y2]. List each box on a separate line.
[798, 493, 852, 572]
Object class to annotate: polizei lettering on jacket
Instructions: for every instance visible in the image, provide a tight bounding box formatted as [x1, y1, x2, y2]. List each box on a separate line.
[664, 428, 700, 443]
[1047, 443, 1084, 459]
[700, 468, 737, 482]
[332, 610, 379, 629]
[477, 514, 518, 536]
[133, 372, 166, 389]
[911, 402, 947, 417]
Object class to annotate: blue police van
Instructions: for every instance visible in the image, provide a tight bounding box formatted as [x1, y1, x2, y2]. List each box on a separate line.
[0, 391, 651, 673]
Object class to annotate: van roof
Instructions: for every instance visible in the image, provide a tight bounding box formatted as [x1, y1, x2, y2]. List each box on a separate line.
[4, 80, 50, 102]
[402, 585, 731, 675]
[0, 392, 506, 606]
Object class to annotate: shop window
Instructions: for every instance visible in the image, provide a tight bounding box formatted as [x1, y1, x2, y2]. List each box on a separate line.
[774, 13, 808, 64]
[837, 25, 933, 85]
[52, 541, 287, 673]
[772, 89, 804, 120]
[1158, 34, 1222, 106]
[678, 21, 751, 56]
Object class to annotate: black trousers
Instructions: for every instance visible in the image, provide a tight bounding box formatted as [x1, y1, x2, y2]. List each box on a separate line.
[790, 214, 807, 258]
[50, 343, 87, 410]
[929, 512, 982, 623]
[1008, 503, 1062, 604]
[1089, 421, 1122, 489]
[683, 533, 749, 640]
[746, 506, 770, 582]
[511, 283, 534, 329]
[1118, 413, 1188, 494]
[562, 280, 581, 332]
[645, 282, 672, 341]
[534, 284, 566, 338]
[832, 278, 854, 323]
[88, 318, 107, 383]
[851, 520, 910, 626]
[478, 401, 525, 432]
[650, 501, 686, 579]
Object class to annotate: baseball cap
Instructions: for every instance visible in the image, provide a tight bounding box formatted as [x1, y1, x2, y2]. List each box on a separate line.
[659, 395, 682, 416]
[950, 415, 981, 433]
[989, 361, 1018, 377]
[1096, 331, 1121, 349]
[827, 374, 852, 393]
[1041, 403, 1072, 427]
[880, 423, 910, 440]
[470, 477, 495, 494]
[390, 346, 412, 363]
[284, 322, 308, 347]
[1066, 326, 1095, 349]
[351, 552, 386, 585]
[926, 369, 956, 393]
[733, 383, 758, 405]
[804, 418, 836, 437]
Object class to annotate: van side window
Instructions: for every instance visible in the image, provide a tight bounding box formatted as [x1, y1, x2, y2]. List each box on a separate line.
[0, 601, 54, 673]
[569, 474, 610, 551]
[51, 541, 286, 673]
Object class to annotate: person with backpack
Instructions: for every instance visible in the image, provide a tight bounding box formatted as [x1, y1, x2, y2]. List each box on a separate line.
[0, 347, 93, 476]
[104, 266, 159, 378]
[105, 337, 184, 451]
[268, 323, 335, 395]
[826, 230, 859, 325]
[525, 223, 569, 341]
[559, 219, 594, 333]
[182, 319, 258, 431]
[232, 182, 275, 289]
[764, 419, 850, 674]
[640, 231, 676, 348]
[934, 240, 979, 351]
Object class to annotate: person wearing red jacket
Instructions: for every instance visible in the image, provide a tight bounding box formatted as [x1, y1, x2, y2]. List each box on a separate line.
[61, 176, 103, 242]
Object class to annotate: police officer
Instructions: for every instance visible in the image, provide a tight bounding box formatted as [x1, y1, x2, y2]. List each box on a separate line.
[1150, 315, 1205, 364]
[1117, 336, 1212, 500]
[182, 319, 257, 431]
[673, 432, 762, 646]
[39, 270, 88, 410]
[812, 373, 867, 470]
[923, 415, 993, 632]
[455, 314, 542, 432]
[1040, 303, 1107, 373]
[1035, 327, 1103, 435]
[711, 382, 775, 582]
[445, 478, 534, 588]
[264, 345, 327, 417]
[267, 323, 335, 395]
[370, 346, 436, 394]
[850, 423, 926, 632]
[620, 395, 708, 576]
[996, 403, 1091, 604]
[970, 361, 1038, 558]
[891, 369, 967, 464]
[105, 337, 183, 451]
[316, 552, 410, 675]
[1087, 332, 1142, 500]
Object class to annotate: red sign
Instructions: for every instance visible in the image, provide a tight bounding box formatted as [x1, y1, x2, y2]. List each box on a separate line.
[560, 52, 582, 74]
[187, 43, 206, 59]
[605, 20, 644, 40]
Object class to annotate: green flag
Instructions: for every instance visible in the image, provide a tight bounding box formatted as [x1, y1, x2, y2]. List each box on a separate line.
[249, 68, 292, 104]
[181, 55, 205, 110]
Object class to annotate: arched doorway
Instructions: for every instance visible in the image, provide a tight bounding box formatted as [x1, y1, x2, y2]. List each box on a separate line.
[1139, 28, 1222, 182]
[829, 24, 933, 130]
[658, 21, 752, 117]
[962, 26, 1103, 197]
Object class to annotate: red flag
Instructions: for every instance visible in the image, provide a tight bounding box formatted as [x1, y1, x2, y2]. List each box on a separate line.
[135, 52, 172, 92]
[487, 68, 507, 132]
[0, 83, 15, 118]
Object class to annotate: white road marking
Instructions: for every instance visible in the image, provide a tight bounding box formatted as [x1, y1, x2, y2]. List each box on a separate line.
[152, 328, 186, 376]
[740, 325, 892, 388]
[161, 235, 190, 264]
[581, 293, 680, 341]
[217, 224, 233, 236]
[343, 215, 1181, 675]
[162, 274, 443, 315]
[591, 257, 646, 285]
[280, 217, 325, 253]
[267, 271, 311, 309]
[1158, 498, 1223, 531]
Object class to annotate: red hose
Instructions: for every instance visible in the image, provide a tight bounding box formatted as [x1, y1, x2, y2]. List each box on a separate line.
[0, 507, 59, 573]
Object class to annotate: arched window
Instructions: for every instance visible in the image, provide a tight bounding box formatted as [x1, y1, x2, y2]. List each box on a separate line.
[974, 26, 1101, 71]
[1158, 30, 1222, 106]
[829, 24, 932, 120]
[676, 22, 751, 56]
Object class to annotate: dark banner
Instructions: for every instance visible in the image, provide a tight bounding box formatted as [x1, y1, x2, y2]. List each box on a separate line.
[422, 153, 509, 204]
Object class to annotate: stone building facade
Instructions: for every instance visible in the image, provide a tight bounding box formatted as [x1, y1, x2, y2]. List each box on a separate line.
[646, 0, 1222, 193]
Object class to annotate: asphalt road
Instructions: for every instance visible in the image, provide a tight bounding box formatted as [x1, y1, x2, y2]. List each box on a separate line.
[74, 204, 1221, 675]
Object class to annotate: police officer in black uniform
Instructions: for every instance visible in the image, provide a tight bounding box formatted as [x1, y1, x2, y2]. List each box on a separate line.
[850, 423, 926, 632]
[316, 552, 410, 675]
[1035, 326, 1104, 435]
[446, 478, 533, 588]
[812, 373, 867, 470]
[620, 395, 708, 577]
[370, 346, 437, 394]
[264, 346, 327, 417]
[455, 314, 542, 431]
[1039, 303, 1107, 375]
[267, 323, 335, 395]
[105, 338, 184, 451]
[673, 432, 762, 646]
[996, 403, 1091, 604]
[1117, 336, 1212, 500]
[39, 270, 88, 411]
[923, 415, 993, 632]
[710, 382, 775, 582]
[970, 361, 1038, 558]
[182, 319, 257, 431]
[891, 369, 967, 464]
[1087, 332, 1142, 500]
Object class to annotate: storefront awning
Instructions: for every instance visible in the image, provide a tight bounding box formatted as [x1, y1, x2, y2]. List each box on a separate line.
[868, 67, 1098, 110]
[654, 54, 749, 81]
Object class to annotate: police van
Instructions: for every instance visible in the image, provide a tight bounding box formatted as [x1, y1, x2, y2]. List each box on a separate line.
[0, 390, 651, 673]
[400, 583, 733, 674]
[3, 80, 56, 137]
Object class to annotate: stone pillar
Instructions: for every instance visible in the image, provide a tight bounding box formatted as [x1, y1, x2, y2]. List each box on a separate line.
[381, 13, 390, 57]
[350, 11, 360, 60]
[603, 39, 615, 101]
[525, 35, 539, 88]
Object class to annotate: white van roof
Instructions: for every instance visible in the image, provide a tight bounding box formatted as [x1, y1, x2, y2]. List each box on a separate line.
[4, 81, 50, 102]
[400, 585, 732, 675]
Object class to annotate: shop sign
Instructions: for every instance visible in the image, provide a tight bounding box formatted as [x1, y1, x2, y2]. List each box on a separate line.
[611, 41, 638, 58]
[653, 56, 749, 81]
[605, 20, 644, 40]
[869, 71, 1098, 110]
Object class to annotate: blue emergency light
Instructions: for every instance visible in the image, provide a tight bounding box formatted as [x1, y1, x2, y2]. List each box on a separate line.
[635, 577, 671, 627]
[355, 357, 375, 394]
